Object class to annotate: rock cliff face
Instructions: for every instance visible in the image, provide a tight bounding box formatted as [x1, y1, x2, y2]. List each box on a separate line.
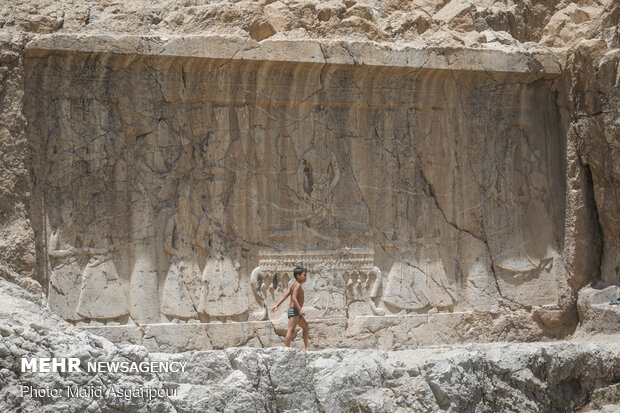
[0, 0, 618, 374]
[556, 8, 620, 287]
[1, 271, 619, 413]
[23, 37, 566, 332]
[0, 1, 619, 410]
[0, 33, 34, 279]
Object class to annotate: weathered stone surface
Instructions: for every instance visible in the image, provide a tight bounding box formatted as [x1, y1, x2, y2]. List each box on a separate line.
[25, 34, 561, 75]
[0, 273, 176, 412]
[1, 273, 619, 413]
[77, 301, 619, 352]
[20, 38, 570, 339]
[0, 2, 619, 412]
[0, 33, 35, 280]
[0, 0, 617, 353]
[575, 285, 620, 336]
[0, 0, 604, 49]
[558, 30, 620, 285]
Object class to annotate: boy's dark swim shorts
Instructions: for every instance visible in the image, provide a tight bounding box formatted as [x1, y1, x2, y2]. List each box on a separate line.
[288, 307, 304, 319]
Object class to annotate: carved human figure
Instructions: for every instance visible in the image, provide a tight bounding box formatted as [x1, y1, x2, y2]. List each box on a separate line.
[161, 182, 200, 320]
[481, 124, 559, 305]
[47, 223, 82, 322]
[196, 217, 248, 320]
[76, 224, 128, 320]
[292, 147, 341, 230]
[198, 254, 247, 319]
[128, 194, 160, 324]
[192, 112, 250, 319]
[382, 260, 452, 314]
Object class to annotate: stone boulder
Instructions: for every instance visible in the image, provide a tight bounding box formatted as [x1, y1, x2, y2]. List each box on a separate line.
[1, 269, 619, 412]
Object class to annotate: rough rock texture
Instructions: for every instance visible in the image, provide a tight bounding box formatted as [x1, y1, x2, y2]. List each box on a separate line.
[22, 38, 566, 335]
[554, 4, 620, 286]
[0, 2, 619, 412]
[0, 269, 177, 412]
[575, 285, 620, 336]
[0, 0, 609, 50]
[1, 273, 619, 413]
[0, 0, 617, 347]
[0, 33, 35, 279]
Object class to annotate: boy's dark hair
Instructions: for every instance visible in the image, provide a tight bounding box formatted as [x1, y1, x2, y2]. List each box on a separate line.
[293, 267, 307, 280]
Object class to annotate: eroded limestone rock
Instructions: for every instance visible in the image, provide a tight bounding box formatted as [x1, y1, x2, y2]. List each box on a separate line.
[0, 0, 617, 352]
[19, 39, 569, 340]
[576, 285, 620, 336]
[1, 273, 619, 413]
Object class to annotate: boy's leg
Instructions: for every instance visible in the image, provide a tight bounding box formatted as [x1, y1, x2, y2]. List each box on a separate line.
[284, 316, 298, 347]
[298, 317, 309, 351]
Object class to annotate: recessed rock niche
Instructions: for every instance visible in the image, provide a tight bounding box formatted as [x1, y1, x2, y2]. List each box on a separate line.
[24, 36, 565, 350]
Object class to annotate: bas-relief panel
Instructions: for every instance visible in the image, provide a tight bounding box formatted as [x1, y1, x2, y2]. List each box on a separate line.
[251, 248, 384, 322]
[25, 53, 565, 325]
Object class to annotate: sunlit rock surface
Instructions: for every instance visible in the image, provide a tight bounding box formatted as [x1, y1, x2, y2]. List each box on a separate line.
[0, 1, 619, 411]
[1, 271, 619, 413]
[17, 34, 573, 347]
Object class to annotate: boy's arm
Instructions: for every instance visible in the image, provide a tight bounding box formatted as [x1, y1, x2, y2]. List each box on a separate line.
[270, 286, 292, 312]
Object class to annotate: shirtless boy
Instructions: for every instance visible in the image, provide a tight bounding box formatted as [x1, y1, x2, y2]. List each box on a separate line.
[271, 267, 309, 351]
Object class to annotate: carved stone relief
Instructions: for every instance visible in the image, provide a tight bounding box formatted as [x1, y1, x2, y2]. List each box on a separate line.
[251, 248, 384, 322]
[199, 255, 247, 320]
[25, 52, 566, 328]
[161, 181, 200, 320]
[47, 213, 82, 322]
[76, 206, 128, 321]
